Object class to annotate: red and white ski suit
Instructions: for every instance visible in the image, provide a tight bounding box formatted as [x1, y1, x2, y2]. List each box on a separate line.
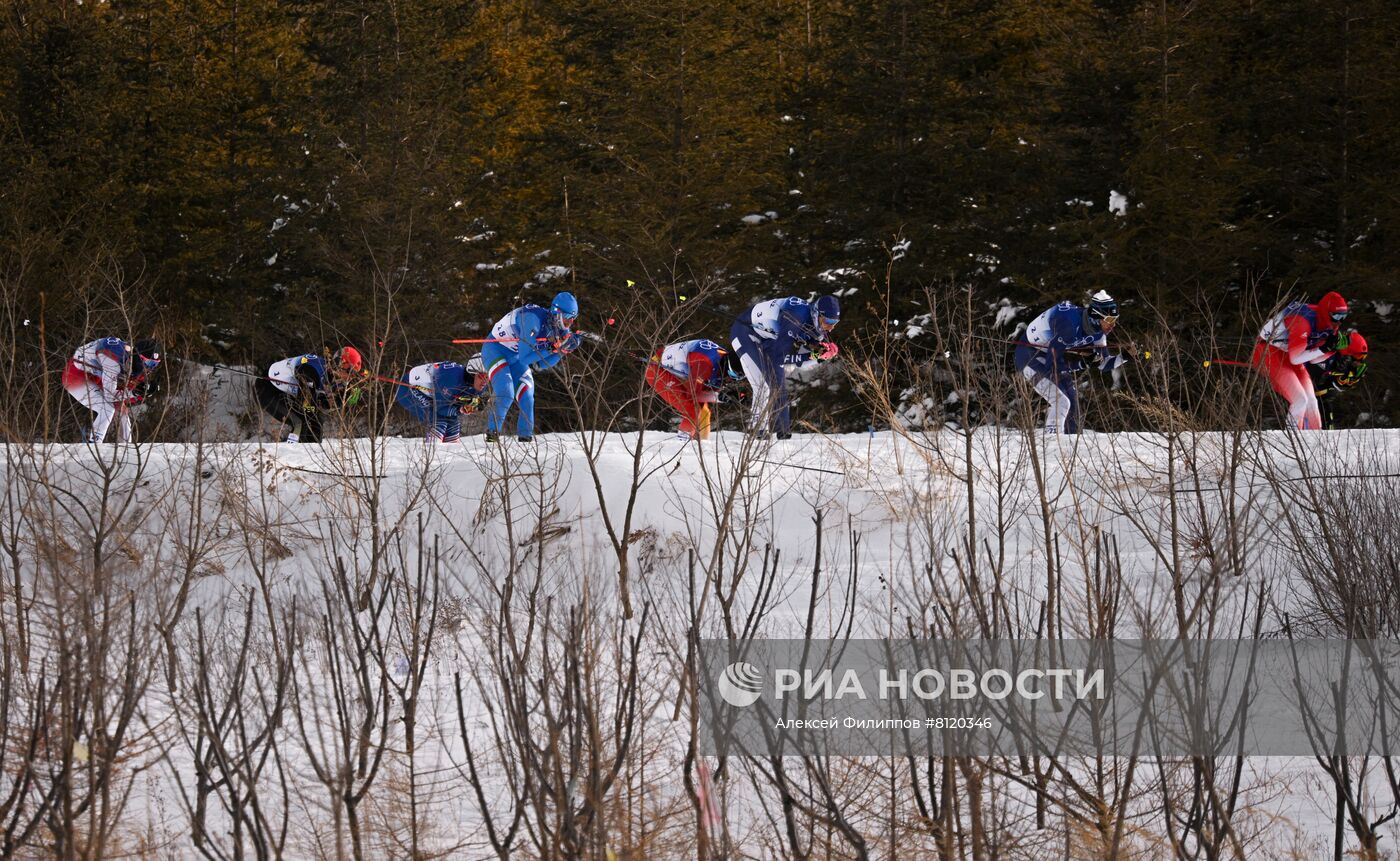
[1251, 292, 1347, 430]
[63, 338, 135, 442]
[646, 341, 723, 438]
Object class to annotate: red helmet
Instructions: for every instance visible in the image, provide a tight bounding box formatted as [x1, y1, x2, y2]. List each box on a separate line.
[334, 346, 363, 372]
[1316, 292, 1349, 327]
[1342, 332, 1368, 358]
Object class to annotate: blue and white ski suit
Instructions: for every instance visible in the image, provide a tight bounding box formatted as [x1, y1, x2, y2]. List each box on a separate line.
[1014, 302, 1123, 434]
[481, 305, 567, 438]
[396, 361, 487, 443]
[729, 297, 826, 435]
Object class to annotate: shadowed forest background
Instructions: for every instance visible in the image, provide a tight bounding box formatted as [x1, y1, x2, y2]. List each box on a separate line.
[8, 5, 1400, 858]
[2, 0, 1398, 431]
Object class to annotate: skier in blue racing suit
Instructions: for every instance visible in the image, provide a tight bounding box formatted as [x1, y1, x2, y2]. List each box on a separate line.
[1013, 291, 1127, 434]
[480, 292, 580, 442]
[395, 356, 490, 443]
[729, 294, 840, 439]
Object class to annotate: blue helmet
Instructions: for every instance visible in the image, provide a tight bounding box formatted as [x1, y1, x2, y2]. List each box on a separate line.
[814, 294, 841, 333]
[551, 291, 579, 332]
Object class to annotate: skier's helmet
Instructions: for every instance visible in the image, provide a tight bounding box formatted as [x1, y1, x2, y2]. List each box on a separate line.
[1343, 332, 1368, 359]
[720, 349, 741, 381]
[814, 295, 841, 333]
[1086, 290, 1119, 332]
[465, 353, 489, 390]
[334, 346, 364, 373]
[1317, 291, 1349, 326]
[551, 291, 579, 333]
[133, 339, 162, 374]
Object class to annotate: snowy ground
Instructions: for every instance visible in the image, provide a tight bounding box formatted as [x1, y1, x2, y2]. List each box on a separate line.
[106, 426, 1397, 604]
[5, 428, 1400, 857]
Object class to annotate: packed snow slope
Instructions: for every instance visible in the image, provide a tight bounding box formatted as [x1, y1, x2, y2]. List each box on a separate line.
[7, 428, 1399, 858]
[22, 426, 1397, 633]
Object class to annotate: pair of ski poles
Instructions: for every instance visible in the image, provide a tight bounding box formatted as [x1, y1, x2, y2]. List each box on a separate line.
[969, 332, 1254, 369]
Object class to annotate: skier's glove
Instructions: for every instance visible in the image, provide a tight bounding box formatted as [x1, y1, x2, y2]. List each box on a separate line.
[1322, 329, 1350, 354]
[1056, 353, 1086, 374]
[549, 333, 582, 355]
[1058, 348, 1089, 373]
[1332, 359, 1367, 389]
[816, 342, 840, 362]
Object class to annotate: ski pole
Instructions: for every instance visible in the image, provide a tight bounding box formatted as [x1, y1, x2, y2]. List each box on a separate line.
[168, 356, 283, 383]
[377, 337, 467, 349]
[1201, 358, 1252, 368]
[370, 373, 433, 395]
[969, 332, 1147, 357]
[755, 459, 844, 476]
[172, 357, 384, 404]
[450, 330, 604, 347]
[370, 371, 475, 401]
[1171, 471, 1400, 493]
[368, 373, 485, 411]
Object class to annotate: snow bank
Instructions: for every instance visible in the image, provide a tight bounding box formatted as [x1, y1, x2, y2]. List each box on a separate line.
[5, 427, 1398, 856]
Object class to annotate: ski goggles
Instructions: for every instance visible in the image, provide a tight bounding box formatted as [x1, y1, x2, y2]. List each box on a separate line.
[554, 311, 577, 329]
[818, 315, 840, 331]
[1330, 310, 1349, 322]
[139, 353, 161, 372]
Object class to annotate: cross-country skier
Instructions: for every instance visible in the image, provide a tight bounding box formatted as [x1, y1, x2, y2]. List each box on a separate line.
[481, 292, 579, 442]
[395, 356, 491, 443]
[63, 336, 162, 443]
[1306, 331, 1369, 430]
[646, 338, 738, 441]
[1014, 291, 1127, 435]
[255, 346, 366, 443]
[1252, 291, 1350, 430]
[729, 294, 841, 439]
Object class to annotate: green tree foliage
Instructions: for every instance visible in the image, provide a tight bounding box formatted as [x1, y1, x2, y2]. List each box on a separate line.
[1, 0, 1396, 425]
